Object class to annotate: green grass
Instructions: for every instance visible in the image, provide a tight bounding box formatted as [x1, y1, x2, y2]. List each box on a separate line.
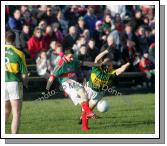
[5, 93, 155, 134]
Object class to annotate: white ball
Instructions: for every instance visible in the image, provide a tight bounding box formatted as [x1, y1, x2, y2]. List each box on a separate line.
[97, 100, 109, 113]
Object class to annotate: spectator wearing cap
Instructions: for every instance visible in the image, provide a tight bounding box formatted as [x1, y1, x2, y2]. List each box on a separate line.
[27, 27, 46, 59]
[62, 26, 77, 50]
[84, 6, 97, 37]
[77, 16, 87, 36]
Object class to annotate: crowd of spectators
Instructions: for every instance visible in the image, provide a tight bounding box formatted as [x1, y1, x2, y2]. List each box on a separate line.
[5, 5, 155, 86]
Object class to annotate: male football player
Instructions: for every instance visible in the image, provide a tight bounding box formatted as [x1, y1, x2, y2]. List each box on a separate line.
[46, 49, 101, 131]
[5, 30, 28, 134]
[77, 45, 139, 126]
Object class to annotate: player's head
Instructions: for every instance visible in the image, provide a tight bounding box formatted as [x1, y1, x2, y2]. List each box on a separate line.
[64, 49, 74, 63]
[101, 57, 113, 72]
[5, 30, 16, 44]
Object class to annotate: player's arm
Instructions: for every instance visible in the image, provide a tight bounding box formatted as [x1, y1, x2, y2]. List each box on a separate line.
[81, 61, 101, 67]
[46, 74, 56, 91]
[46, 59, 64, 91]
[22, 73, 29, 88]
[19, 52, 29, 88]
[94, 49, 109, 63]
[115, 62, 130, 76]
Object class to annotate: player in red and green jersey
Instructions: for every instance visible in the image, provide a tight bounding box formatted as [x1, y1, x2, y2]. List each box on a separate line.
[5, 30, 28, 134]
[46, 49, 101, 131]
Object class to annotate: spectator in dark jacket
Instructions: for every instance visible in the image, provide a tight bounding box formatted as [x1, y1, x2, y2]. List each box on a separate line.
[20, 25, 31, 58]
[135, 26, 149, 55]
[132, 10, 144, 30]
[100, 35, 121, 68]
[120, 23, 137, 49]
[87, 39, 99, 61]
[77, 16, 87, 36]
[8, 9, 23, 48]
[8, 9, 23, 31]
[93, 20, 103, 49]
[45, 7, 57, 25]
[63, 26, 77, 50]
[27, 27, 46, 59]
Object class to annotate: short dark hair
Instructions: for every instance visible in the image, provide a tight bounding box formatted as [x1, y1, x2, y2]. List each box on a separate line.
[5, 30, 15, 43]
[64, 49, 74, 55]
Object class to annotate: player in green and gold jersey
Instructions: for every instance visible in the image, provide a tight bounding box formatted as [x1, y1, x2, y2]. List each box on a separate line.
[85, 49, 130, 110]
[5, 30, 28, 134]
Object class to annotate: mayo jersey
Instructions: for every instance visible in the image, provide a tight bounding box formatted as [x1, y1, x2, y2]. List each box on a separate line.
[88, 67, 117, 92]
[52, 57, 81, 84]
[5, 44, 27, 82]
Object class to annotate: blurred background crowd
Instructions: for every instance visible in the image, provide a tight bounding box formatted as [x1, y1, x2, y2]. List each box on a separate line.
[5, 5, 155, 87]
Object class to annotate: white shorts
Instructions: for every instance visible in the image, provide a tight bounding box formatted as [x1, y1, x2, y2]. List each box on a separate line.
[85, 82, 104, 105]
[62, 80, 84, 105]
[5, 82, 23, 101]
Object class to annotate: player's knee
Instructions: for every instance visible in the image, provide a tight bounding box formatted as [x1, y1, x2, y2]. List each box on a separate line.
[12, 109, 21, 118]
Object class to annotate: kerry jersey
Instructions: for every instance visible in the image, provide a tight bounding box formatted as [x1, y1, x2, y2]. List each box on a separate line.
[88, 67, 117, 92]
[5, 44, 27, 82]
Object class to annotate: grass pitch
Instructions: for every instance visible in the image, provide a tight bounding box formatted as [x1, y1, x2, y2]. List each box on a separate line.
[6, 93, 155, 134]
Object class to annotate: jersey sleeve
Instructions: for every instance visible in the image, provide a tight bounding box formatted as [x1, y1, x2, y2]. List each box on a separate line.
[19, 53, 28, 74]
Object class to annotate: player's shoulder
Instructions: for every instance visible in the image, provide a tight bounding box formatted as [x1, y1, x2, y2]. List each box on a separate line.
[57, 56, 65, 67]
[5, 45, 25, 57]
